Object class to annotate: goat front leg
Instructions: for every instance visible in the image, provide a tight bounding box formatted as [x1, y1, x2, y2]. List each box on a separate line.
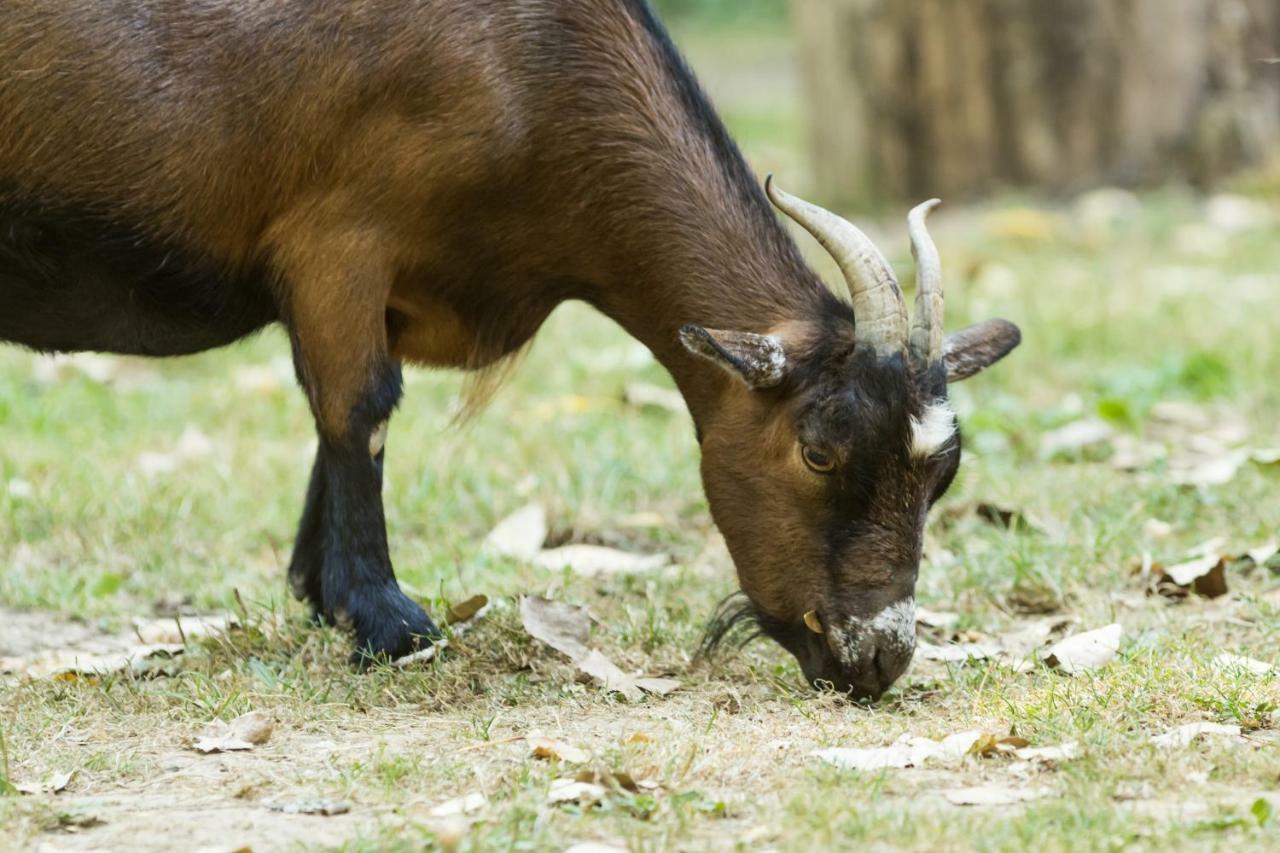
[276, 229, 438, 662]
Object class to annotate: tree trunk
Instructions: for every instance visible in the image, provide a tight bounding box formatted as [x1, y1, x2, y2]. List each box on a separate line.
[791, 0, 1280, 207]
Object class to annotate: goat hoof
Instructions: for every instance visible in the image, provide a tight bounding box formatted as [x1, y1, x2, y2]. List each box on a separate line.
[342, 583, 441, 666]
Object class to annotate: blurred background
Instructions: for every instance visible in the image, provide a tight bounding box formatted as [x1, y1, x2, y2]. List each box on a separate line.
[656, 0, 1280, 208]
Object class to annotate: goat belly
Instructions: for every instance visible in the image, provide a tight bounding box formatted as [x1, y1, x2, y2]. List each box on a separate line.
[0, 193, 278, 356]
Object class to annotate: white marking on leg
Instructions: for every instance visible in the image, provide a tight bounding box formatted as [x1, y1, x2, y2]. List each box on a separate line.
[369, 420, 388, 457]
[910, 400, 956, 459]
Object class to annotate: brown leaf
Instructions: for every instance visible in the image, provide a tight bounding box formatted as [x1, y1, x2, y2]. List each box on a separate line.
[446, 595, 489, 626]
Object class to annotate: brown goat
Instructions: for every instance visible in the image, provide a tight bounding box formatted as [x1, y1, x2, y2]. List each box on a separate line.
[0, 0, 1019, 698]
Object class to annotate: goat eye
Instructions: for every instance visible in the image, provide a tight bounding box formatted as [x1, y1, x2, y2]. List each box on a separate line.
[801, 445, 836, 473]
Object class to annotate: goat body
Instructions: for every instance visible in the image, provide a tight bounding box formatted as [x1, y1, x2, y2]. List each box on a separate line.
[0, 1, 1020, 694]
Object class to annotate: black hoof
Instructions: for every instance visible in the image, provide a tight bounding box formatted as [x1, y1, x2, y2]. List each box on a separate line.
[342, 583, 441, 666]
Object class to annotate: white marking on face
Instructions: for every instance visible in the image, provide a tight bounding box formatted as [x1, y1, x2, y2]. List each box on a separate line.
[910, 400, 956, 459]
[831, 598, 917, 667]
[369, 420, 388, 457]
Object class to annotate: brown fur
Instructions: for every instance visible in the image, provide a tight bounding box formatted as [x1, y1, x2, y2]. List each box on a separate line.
[1, 0, 1018, 692]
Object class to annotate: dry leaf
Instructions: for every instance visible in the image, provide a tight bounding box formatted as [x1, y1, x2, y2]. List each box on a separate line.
[1044, 624, 1121, 674]
[944, 786, 1052, 806]
[1247, 542, 1280, 565]
[1012, 742, 1080, 763]
[1151, 722, 1242, 749]
[623, 382, 688, 415]
[446, 594, 490, 627]
[916, 642, 1001, 663]
[520, 598, 678, 700]
[548, 779, 608, 806]
[576, 650, 678, 701]
[1213, 653, 1276, 676]
[531, 545, 669, 577]
[520, 597, 591, 660]
[528, 732, 591, 764]
[482, 504, 548, 560]
[429, 792, 487, 818]
[1040, 419, 1114, 458]
[192, 710, 274, 753]
[15, 771, 74, 796]
[812, 730, 984, 771]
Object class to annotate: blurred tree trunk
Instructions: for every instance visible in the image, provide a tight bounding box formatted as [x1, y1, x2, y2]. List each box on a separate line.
[791, 0, 1280, 206]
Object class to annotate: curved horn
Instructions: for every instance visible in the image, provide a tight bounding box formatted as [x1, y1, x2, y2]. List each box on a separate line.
[766, 176, 908, 358]
[907, 199, 943, 366]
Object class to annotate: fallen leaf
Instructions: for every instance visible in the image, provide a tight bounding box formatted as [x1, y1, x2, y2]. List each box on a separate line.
[192, 710, 274, 753]
[1247, 542, 1280, 566]
[623, 382, 688, 415]
[15, 771, 74, 796]
[531, 544, 669, 577]
[520, 597, 591, 660]
[482, 504, 548, 560]
[429, 792, 487, 818]
[548, 778, 608, 806]
[446, 594, 490, 627]
[1040, 419, 1114, 458]
[577, 649, 679, 701]
[1012, 742, 1080, 763]
[1044, 624, 1122, 674]
[528, 732, 591, 764]
[520, 597, 679, 700]
[1164, 554, 1223, 586]
[268, 800, 351, 816]
[916, 642, 1001, 663]
[1213, 653, 1276, 676]
[1151, 722, 1242, 749]
[943, 785, 1052, 806]
[812, 731, 984, 771]
[1168, 449, 1249, 487]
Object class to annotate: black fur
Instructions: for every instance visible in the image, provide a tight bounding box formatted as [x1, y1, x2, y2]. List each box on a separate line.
[0, 190, 277, 356]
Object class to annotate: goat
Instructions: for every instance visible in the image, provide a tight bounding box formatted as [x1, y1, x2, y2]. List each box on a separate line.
[0, 0, 1019, 698]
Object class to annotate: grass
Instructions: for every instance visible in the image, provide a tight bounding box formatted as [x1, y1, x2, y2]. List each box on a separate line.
[3, 15, 1280, 853]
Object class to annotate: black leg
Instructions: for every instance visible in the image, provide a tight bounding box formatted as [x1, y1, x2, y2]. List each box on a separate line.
[288, 452, 330, 624]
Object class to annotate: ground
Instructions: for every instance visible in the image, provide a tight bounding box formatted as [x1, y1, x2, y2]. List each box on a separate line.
[3, 11, 1280, 853]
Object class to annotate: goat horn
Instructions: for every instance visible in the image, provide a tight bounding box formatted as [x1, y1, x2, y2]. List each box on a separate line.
[907, 199, 943, 366]
[766, 176, 908, 358]
[803, 609, 824, 635]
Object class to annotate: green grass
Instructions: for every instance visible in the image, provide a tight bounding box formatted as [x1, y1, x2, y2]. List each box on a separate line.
[3, 18, 1280, 853]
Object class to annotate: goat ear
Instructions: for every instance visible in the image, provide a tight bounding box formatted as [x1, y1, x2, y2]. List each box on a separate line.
[679, 325, 787, 389]
[943, 318, 1021, 382]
